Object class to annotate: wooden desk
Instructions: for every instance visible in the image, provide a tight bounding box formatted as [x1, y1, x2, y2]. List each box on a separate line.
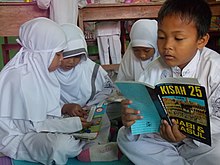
[78, 1, 220, 31]
[0, 2, 49, 37]
[78, 2, 162, 31]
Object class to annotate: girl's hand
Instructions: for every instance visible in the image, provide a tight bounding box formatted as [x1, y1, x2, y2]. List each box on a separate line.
[80, 117, 91, 129]
[160, 119, 186, 143]
[121, 99, 143, 128]
[62, 103, 87, 117]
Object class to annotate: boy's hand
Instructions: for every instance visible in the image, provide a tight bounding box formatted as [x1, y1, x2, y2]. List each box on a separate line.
[62, 103, 87, 117]
[160, 119, 186, 143]
[121, 99, 143, 128]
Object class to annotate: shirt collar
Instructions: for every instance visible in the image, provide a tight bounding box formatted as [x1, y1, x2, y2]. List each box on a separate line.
[171, 50, 200, 78]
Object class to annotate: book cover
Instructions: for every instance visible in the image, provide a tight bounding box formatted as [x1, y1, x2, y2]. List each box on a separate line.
[115, 77, 211, 146]
[71, 101, 108, 140]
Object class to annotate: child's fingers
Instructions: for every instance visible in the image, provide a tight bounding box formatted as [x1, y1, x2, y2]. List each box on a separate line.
[122, 106, 140, 115]
[121, 99, 132, 107]
[122, 120, 136, 128]
[122, 110, 143, 127]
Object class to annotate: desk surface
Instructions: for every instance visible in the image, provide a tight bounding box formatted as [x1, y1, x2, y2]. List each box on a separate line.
[0, 2, 49, 36]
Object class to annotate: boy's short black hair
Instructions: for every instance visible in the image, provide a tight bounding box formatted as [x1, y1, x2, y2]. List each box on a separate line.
[157, 0, 212, 38]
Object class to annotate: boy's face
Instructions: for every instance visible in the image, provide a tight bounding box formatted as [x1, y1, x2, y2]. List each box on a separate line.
[60, 55, 81, 71]
[157, 14, 206, 70]
[132, 47, 155, 61]
[48, 51, 63, 72]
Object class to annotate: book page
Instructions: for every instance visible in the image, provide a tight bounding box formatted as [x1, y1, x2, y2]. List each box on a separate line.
[115, 81, 161, 134]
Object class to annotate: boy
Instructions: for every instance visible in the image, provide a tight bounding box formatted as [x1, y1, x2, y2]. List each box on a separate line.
[117, 19, 158, 81]
[117, 0, 220, 164]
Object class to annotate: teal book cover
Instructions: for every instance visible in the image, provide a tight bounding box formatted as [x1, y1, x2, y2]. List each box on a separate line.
[115, 77, 211, 146]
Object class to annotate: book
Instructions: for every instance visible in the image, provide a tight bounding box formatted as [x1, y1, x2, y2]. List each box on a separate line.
[115, 77, 211, 146]
[71, 101, 108, 140]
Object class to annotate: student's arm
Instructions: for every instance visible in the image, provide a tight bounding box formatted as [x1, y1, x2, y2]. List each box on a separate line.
[36, 0, 51, 10]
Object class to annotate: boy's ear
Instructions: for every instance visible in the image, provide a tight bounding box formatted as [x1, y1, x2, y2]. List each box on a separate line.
[197, 33, 210, 49]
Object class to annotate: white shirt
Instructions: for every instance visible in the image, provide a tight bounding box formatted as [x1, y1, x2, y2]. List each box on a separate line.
[139, 47, 220, 136]
[55, 24, 114, 107]
[96, 21, 121, 36]
[0, 18, 82, 157]
[36, 0, 87, 25]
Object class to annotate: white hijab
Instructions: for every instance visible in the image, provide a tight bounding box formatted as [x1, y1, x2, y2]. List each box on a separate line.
[0, 17, 67, 122]
[117, 19, 158, 81]
[55, 24, 110, 107]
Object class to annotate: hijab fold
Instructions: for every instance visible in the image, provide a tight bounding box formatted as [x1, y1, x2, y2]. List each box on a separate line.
[0, 17, 67, 122]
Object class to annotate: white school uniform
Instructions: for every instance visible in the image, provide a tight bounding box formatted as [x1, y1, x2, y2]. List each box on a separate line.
[96, 21, 122, 65]
[36, 0, 87, 25]
[117, 47, 220, 165]
[55, 24, 115, 108]
[117, 19, 159, 81]
[0, 18, 85, 165]
[55, 24, 114, 144]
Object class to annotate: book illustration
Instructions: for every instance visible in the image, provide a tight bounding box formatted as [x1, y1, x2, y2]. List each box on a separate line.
[156, 83, 211, 145]
[72, 101, 107, 140]
[115, 77, 211, 146]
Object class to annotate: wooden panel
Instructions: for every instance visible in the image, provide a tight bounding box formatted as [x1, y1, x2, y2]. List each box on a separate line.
[0, 2, 49, 36]
[79, 2, 162, 31]
[78, 1, 220, 31]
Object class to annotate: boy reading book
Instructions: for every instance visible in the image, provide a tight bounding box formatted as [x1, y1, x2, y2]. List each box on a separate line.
[117, 0, 220, 165]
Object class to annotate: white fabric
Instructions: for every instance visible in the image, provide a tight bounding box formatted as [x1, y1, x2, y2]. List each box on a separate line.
[96, 21, 121, 36]
[0, 17, 66, 122]
[36, 0, 87, 25]
[97, 35, 122, 65]
[117, 47, 220, 165]
[96, 21, 122, 65]
[15, 130, 85, 165]
[117, 19, 159, 81]
[55, 24, 114, 107]
[0, 18, 87, 165]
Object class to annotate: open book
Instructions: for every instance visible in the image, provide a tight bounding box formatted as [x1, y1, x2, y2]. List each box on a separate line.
[115, 77, 211, 146]
[71, 101, 107, 140]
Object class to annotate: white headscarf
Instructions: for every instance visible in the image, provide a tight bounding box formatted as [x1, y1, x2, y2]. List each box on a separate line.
[55, 24, 110, 107]
[0, 17, 67, 122]
[117, 19, 158, 81]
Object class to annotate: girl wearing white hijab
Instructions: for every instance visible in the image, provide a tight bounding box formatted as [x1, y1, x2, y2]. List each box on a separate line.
[56, 23, 115, 113]
[117, 19, 158, 81]
[55, 24, 121, 162]
[0, 18, 87, 165]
